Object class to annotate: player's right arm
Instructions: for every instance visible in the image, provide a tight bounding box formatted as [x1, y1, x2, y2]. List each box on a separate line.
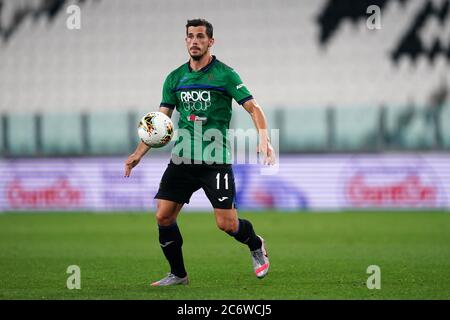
[124, 73, 176, 177]
[124, 141, 149, 177]
[124, 106, 174, 177]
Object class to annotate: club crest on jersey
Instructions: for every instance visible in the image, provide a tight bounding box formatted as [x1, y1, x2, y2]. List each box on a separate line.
[181, 90, 211, 111]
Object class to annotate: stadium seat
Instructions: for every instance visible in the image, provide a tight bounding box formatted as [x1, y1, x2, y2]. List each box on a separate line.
[401, 108, 436, 149]
[282, 107, 328, 151]
[1, 0, 447, 114]
[41, 113, 84, 155]
[0, 116, 3, 154]
[334, 106, 380, 151]
[384, 105, 414, 148]
[7, 113, 38, 156]
[0, 0, 449, 156]
[440, 104, 450, 149]
[385, 105, 436, 150]
[88, 112, 131, 155]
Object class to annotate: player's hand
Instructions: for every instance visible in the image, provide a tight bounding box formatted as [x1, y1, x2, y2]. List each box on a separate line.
[124, 153, 141, 177]
[258, 141, 276, 166]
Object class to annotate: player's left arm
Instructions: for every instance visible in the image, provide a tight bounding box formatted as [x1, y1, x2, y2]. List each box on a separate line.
[242, 99, 276, 165]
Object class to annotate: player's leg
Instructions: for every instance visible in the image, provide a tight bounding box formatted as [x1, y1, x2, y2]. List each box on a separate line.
[214, 207, 269, 279]
[152, 199, 188, 285]
[214, 207, 261, 250]
[152, 162, 199, 286]
[202, 165, 269, 278]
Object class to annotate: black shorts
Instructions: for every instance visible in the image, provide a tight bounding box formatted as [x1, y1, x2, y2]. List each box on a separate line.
[154, 160, 237, 209]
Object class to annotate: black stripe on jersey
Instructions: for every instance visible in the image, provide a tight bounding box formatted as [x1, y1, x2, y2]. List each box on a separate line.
[237, 95, 253, 105]
[160, 103, 176, 109]
[172, 84, 226, 93]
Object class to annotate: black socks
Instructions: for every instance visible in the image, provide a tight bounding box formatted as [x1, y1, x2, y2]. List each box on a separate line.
[227, 219, 262, 251]
[158, 219, 261, 278]
[158, 222, 187, 278]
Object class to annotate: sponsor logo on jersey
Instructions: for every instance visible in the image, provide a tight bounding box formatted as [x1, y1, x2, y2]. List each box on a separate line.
[187, 114, 207, 122]
[236, 83, 245, 90]
[181, 90, 211, 111]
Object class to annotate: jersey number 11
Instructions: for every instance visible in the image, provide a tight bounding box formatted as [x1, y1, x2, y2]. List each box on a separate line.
[216, 173, 229, 190]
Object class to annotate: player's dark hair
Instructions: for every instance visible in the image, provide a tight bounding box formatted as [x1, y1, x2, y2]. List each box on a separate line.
[186, 18, 213, 38]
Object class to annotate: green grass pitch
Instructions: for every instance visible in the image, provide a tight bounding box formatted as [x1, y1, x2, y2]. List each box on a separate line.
[0, 211, 449, 300]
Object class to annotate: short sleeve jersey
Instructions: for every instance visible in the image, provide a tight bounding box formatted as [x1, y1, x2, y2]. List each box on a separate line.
[160, 56, 253, 164]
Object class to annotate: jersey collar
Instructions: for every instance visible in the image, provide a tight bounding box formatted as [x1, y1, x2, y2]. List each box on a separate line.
[187, 55, 217, 73]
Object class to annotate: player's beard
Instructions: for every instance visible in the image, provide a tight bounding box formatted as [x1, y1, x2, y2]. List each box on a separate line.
[190, 48, 207, 61]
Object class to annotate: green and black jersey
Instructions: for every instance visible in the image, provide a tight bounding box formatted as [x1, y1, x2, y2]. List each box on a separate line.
[160, 56, 253, 164]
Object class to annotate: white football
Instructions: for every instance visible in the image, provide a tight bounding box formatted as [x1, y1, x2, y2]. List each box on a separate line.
[137, 112, 174, 148]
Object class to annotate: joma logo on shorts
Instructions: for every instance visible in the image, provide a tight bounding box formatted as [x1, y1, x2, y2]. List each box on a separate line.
[181, 90, 211, 111]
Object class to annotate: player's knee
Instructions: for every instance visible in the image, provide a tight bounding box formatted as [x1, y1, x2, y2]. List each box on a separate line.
[155, 200, 179, 226]
[155, 211, 176, 226]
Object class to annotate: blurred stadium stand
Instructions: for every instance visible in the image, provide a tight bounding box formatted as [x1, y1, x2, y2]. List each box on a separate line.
[0, 0, 449, 156]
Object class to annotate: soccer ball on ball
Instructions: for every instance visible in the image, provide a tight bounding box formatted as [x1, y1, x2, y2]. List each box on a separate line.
[137, 112, 174, 148]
